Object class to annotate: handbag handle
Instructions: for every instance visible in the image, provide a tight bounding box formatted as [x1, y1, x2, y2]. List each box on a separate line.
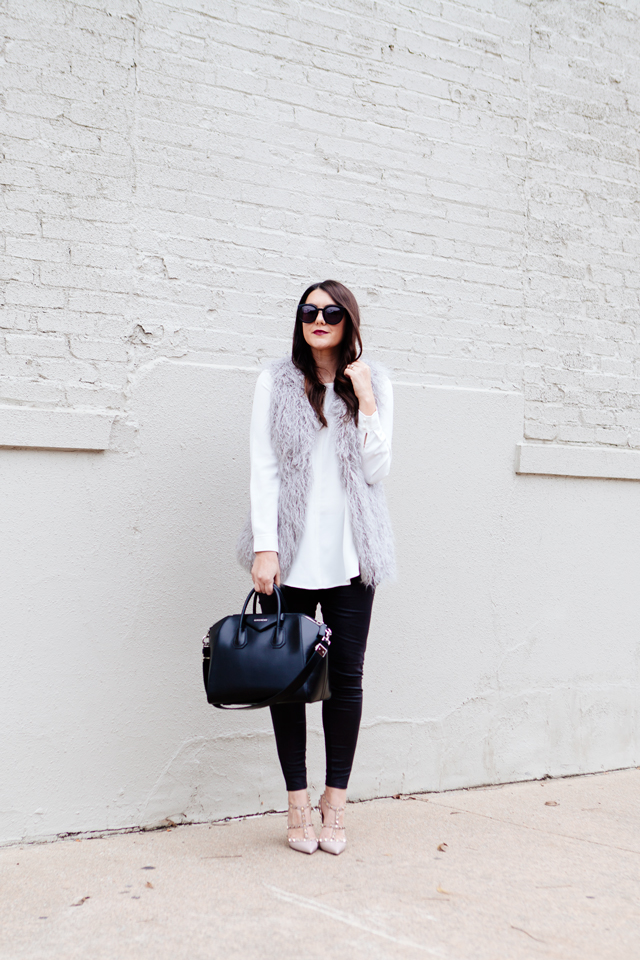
[236, 585, 284, 648]
[250, 584, 288, 615]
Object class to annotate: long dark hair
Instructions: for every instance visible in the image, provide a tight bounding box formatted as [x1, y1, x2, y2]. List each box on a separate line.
[292, 280, 363, 427]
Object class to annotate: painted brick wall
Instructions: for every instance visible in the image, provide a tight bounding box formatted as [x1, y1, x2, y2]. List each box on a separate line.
[524, 1, 640, 446]
[1, 0, 638, 446]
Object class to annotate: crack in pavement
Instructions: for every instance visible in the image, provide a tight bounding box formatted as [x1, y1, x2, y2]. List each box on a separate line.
[265, 884, 452, 957]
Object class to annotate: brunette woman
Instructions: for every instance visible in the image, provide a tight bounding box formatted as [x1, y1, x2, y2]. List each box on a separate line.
[237, 280, 394, 855]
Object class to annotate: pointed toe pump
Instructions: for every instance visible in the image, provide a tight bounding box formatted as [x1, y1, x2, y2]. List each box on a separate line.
[287, 795, 318, 855]
[319, 792, 347, 855]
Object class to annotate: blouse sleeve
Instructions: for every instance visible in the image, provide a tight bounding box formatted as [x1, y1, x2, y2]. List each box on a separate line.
[249, 369, 280, 553]
[357, 375, 393, 484]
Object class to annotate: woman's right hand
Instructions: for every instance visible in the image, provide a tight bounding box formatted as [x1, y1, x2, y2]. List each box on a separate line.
[251, 551, 281, 595]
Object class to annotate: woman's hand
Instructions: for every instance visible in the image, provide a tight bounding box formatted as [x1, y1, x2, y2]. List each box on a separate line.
[344, 360, 376, 416]
[251, 551, 281, 595]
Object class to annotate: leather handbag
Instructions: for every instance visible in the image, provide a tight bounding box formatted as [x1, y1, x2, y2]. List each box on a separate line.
[202, 585, 332, 710]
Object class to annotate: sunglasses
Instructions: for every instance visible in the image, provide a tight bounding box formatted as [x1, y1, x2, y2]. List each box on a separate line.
[297, 303, 346, 325]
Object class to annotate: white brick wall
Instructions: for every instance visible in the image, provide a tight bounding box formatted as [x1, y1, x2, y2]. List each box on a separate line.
[1, 0, 638, 446]
[524, 1, 640, 447]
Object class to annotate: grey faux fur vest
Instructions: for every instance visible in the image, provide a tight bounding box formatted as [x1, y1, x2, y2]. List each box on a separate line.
[237, 357, 396, 587]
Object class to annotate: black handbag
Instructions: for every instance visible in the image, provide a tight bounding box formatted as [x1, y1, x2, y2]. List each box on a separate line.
[202, 585, 332, 710]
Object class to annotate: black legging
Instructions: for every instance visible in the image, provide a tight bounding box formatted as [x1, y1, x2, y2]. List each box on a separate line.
[260, 576, 375, 791]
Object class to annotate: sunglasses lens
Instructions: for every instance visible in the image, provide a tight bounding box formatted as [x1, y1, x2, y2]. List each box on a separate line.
[298, 304, 318, 323]
[324, 306, 345, 324]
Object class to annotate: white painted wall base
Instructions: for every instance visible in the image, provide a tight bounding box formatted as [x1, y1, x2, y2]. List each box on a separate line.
[1, 361, 638, 843]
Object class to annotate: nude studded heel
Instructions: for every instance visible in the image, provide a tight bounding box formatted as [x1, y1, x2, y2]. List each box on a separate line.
[287, 795, 318, 855]
[318, 792, 347, 856]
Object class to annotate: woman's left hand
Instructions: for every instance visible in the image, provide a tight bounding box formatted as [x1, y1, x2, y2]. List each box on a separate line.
[344, 360, 376, 416]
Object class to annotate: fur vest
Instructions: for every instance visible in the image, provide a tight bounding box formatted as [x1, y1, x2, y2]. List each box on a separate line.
[237, 357, 396, 587]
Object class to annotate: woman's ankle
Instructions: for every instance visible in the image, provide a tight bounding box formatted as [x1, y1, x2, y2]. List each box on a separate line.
[288, 788, 310, 808]
[320, 786, 347, 847]
[287, 789, 316, 840]
[323, 786, 347, 808]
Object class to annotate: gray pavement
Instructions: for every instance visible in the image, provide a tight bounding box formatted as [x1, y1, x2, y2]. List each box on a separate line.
[1, 768, 639, 960]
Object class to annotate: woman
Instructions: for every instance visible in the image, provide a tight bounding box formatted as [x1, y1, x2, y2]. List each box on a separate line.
[237, 280, 395, 855]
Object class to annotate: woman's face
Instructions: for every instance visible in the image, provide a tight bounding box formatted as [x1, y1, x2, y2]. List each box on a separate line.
[301, 287, 346, 353]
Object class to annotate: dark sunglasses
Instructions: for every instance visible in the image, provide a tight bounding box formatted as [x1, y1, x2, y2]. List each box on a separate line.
[297, 303, 346, 325]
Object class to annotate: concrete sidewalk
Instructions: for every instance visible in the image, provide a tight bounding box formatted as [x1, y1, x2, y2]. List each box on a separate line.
[1, 769, 639, 960]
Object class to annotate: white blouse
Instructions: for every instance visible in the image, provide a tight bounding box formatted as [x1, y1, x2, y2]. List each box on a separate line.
[250, 368, 394, 590]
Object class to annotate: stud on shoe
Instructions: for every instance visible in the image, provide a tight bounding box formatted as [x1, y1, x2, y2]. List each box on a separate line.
[287, 795, 318, 855]
[318, 792, 347, 856]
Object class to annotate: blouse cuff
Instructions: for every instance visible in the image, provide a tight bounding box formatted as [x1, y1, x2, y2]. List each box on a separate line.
[357, 408, 381, 432]
[253, 536, 279, 554]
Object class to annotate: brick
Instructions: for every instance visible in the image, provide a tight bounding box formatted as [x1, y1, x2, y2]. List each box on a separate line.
[6, 333, 67, 357]
[0, 377, 66, 405]
[0, 307, 34, 332]
[0, 259, 37, 284]
[6, 238, 70, 263]
[37, 310, 96, 336]
[5, 280, 67, 311]
[69, 339, 128, 362]
[64, 382, 123, 408]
